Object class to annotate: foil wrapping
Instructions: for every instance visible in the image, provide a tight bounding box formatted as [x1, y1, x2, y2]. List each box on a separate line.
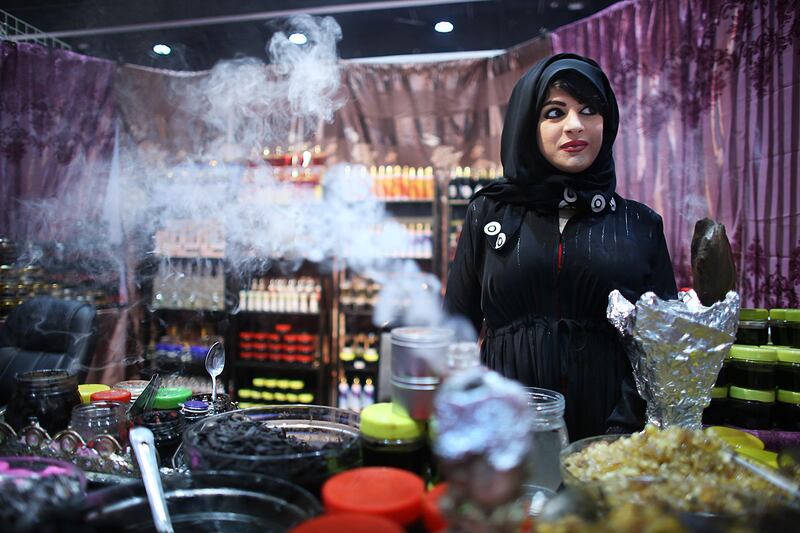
[607, 289, 740, 430]
[433, 367, 533, 471]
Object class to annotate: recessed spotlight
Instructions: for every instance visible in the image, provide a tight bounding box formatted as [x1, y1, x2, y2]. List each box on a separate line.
[567, 2, 585, 10]
[289, 33, 308, 45]
[434, 21, 454, 33]
[152, 44, 171, 55]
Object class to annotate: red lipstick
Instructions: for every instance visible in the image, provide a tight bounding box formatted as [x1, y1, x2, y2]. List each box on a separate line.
[560, 140, 588, 153]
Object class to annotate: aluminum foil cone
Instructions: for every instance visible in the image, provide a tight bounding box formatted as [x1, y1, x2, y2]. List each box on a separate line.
[607, 289, 740, 430]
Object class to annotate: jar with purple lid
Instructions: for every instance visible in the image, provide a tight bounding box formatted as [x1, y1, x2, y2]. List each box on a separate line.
[182, 400, 210, 425]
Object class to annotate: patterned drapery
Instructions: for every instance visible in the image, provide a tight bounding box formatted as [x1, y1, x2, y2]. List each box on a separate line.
[552, 0, 800, 307]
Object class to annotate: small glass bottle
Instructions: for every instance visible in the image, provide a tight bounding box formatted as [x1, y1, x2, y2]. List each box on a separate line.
[181, 400, 210, 425]
[70, 401, 129, 446]
[524, 387, 569, 491]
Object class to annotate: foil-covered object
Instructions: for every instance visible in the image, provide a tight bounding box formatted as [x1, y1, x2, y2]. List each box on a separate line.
[607, 289, 740, 430]
[433, 367, 533, 471]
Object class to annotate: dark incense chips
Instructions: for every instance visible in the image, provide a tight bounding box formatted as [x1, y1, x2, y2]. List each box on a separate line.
[195, 413, 327, 456]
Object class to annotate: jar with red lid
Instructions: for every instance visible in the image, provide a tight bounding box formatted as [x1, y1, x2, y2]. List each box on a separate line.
[91, 389, 132, 404]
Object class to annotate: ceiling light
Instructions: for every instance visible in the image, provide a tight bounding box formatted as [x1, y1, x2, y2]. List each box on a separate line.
[434, 21, 454, 33]
[152, 44, 171, 55]
[288, 32, 308, 45]
[567, 2, 585, 10]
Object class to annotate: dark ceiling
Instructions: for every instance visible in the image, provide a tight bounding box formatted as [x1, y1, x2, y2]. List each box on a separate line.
[2, 0, 621, 70]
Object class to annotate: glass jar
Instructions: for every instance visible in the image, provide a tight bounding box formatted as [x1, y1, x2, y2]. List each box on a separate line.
[776, 347, 800, 392]
[181, 400, 210, 425]
[727, 386, 774, 430]
[6, 370, 81, 434]
[776, 389, 800, 431]
[727, 345, 776, 390]
[736, 308, 769, 346]
[78, 384, 110, 404]
[133, 410, 185, 465]
[360, 402, 429, 479]
[770, 309, 800, 348]
[702, 386, 728, 426]
[524, 387, 569, 491]
[152, 387, 192, 410]
[70, 401, 129, 446]
[113, 380, 148, 402]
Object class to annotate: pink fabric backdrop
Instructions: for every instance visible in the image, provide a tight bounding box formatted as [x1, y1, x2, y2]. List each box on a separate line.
[552, 0, 800, 307]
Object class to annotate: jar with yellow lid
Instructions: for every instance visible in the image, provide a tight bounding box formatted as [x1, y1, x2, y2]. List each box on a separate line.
[727, 386, 774, 430]
[360, 402, 429, 478]
[727, 345, 776, 390]
[78, 384, 110, 404]
[772, 309, 800, 348]
[702, 386, 728, 426]
[736, 308, 769, 345]
[776, 389, 800, 431]
[776, 346, 800, 393]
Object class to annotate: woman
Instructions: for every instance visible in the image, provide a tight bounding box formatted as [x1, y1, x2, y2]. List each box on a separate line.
[444, 53, 677, 440]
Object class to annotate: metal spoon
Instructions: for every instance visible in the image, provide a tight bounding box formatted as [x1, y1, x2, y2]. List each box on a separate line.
[130, 427, 174, 533]
[205, 341, 225, 404]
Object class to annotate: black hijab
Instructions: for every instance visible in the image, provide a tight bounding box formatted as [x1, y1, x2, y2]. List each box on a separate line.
[475, 53, 620, 251]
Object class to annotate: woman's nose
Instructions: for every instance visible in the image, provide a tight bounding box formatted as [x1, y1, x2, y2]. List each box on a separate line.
[564, 110, 584, 132]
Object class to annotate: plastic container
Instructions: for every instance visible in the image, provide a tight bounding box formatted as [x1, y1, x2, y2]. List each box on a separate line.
[702, 386, 728, 426]
[736, 308, 769, 346]
[70, 401, 129, 446]
[290, 513, 404, 533]
[91, 389, 132, 404]
[727, 345, 776, 390]
[322, 467, 425, 526]
[727, 386, 774, 430]
[777, 346, 800, 392]
[182, 405, 362, 495]
[6, 370, 81, 434]
[84, 471, 321, 532]
[360, 402, 428, 478]
[776, 389, 800, 431]
[525, 387, 569, 491]
[78, 384, 110, 404]
[153, 387, 193, 410]
[0, 456, 87, 530]
[771, 309, 800, 348]
[133, 409, 185, 464]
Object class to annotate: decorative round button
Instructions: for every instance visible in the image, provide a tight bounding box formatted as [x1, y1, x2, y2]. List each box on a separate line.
[591, 194, 606, 212]
[495, 233, 507, 249]
[484, 221, 501, 236]
[563, 188, 578, 203]
[609, 197, 617, 212]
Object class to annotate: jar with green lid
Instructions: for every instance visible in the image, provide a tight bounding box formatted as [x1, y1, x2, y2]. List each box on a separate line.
[360, 402, 430, 479]
[770, 309, 788, 345]
[153, 387, 192, 410]
[727, 345, 776, 390]
[774, 309, 800, 348]
[776, 389, 800, 431]
[736, 308, 769, 345]
[776, 346, 800, 392]
[728, 386, 774, 430]
[702, 386, 728, 426]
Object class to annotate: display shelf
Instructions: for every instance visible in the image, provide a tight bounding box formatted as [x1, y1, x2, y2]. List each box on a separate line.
[236, 360, 322, 372]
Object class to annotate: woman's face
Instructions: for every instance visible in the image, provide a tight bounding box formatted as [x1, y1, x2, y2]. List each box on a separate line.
[536, 86, 603, 174]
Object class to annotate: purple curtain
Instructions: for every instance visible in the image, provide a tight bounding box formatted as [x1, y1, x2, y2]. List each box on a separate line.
[552, 0, 800, 307]
[0, 41, 116, 240]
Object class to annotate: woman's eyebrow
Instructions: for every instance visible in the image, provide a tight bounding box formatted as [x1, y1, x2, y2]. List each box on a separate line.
[542, 99, 566, 107]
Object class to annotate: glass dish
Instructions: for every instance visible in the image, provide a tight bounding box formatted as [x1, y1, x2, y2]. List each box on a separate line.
[182, 405, 361, 494]
[0, 456, 87, 530]
[83, 470, 321, 532]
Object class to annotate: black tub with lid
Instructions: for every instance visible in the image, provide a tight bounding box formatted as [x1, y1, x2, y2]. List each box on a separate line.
[736, 308, 769, 346]
[728, 386, 774, 430]
[727, 345, 777, 391]
[776, 389, 800, 431]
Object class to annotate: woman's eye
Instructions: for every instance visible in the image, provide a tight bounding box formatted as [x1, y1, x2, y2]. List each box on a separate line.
[580, 105, 598, 115]
[544, 108, 564, 119]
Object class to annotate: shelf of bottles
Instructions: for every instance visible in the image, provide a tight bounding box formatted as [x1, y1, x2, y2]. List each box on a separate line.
[0, 237, 121, 318]
[369, 165, 436, 202]
[237, 376, 319, 408]
[335, 270, 383, 413]
[256, 145, 327, 204]
[237, 276, 322, 314]
[238, 322, 320, 365]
